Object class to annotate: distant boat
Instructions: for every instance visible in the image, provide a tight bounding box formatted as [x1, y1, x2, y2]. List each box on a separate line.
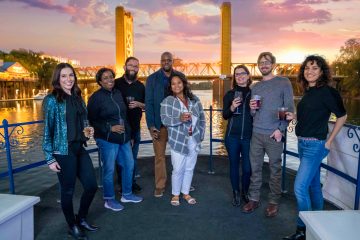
[33, 90, 48, 100]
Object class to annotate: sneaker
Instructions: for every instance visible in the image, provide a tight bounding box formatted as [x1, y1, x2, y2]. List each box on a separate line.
[104, 199, 124, 211]
[134, 173, 141, 178]
[190, 185, 195, 192]
[121, 194, 143, 203]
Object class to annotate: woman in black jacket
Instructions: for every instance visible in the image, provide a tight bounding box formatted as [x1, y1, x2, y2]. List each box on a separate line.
[223, 65, 253, 206]
[87, 68, 143, 212]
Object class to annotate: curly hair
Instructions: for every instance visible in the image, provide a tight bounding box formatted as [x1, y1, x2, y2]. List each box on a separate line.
[168, 72, 194, 100]
[298, 55, 331, 91]
[95, 67, 115, 86]
[232, 64, 252, 88]
[51, 63, 81, 102]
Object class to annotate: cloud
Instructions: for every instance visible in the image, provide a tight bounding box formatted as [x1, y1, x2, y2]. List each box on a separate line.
[4, 0, 114, 30]
[90, 39, 114, 45]
[8, 0, 76, 14]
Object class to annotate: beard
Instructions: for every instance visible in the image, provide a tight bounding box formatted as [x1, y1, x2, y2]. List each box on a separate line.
[259, 67, 273, 76]
[125, 69, 138, 81]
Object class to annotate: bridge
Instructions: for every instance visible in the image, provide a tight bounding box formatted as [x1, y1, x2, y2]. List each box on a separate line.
[76, 62, 302, 82]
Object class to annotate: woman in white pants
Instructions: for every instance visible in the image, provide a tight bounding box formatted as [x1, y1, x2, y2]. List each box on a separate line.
[160, 72, 205, 206]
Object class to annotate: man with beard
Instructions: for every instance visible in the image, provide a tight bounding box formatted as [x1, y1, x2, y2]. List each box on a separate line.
[115, 56, 144, 192]
[242, 52, 294, 217]
[145, 52, 185, 197]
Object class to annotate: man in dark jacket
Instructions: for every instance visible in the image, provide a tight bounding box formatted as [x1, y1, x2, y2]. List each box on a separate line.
[145, 52, 185, 197]
[115, 56, 145, 192]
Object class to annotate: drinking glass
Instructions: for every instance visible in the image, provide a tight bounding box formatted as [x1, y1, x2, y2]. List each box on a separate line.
[278, 107, 288, 121]
[118, 118, 125, 134]
[83, 120, 92, 138]
[234, 91, 243, 114]
[126, 96, 135, 104]
[252, 95, 262, 110]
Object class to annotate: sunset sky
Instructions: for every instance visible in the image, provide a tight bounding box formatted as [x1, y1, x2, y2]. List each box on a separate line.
[0, 0, 359, 66]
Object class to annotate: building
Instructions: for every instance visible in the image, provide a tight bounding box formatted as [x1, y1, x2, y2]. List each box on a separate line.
[0, 60, 37, 99]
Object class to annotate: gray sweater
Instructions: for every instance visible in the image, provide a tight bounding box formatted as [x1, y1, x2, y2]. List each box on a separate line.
[251, 76, 294, 135]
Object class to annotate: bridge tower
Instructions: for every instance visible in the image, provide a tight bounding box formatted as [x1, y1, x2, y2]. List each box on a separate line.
[115, 6, 134, 76]
[220, 2, 231, 75]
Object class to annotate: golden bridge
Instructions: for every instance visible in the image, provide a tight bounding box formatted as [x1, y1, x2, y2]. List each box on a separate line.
[75, 62, 301, 82]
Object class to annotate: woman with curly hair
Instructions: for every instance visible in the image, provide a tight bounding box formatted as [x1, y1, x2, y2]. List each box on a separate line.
[160, 72, 206, 206]
[284, 55, 347, 240]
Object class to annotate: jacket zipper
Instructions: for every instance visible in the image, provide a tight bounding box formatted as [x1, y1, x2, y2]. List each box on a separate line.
[240, 92, 250, 139]
[110, 91, 125, 142]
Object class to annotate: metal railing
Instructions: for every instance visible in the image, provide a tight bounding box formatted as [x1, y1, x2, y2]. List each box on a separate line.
[1, 107, 360, 209]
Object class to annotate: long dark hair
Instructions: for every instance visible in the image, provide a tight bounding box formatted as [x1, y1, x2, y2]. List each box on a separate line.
[298, 55, 331, 91]
[168, 72, 194, 100]
[51, 63, 81, 102]
[232, 64, 252, 88]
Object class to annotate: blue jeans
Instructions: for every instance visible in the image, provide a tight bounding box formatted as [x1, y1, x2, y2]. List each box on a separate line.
[295, 139, 330, 227]
[225, 135, 251, 193]
[96, 138, 134, 199]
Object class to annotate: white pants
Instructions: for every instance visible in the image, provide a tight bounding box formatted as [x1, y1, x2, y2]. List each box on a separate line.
[171, 136, 199, 195]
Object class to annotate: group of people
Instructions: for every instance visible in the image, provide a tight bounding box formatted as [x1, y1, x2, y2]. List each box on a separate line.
[222, 52, 346, 240]
[42, 51, 346, 240]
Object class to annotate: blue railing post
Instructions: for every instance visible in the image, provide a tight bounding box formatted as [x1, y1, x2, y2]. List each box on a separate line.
[281, 130, 288, 193]
[208, 105, 214, 174]
[354, 150, 360, 210]
[3, 119, 16, 194]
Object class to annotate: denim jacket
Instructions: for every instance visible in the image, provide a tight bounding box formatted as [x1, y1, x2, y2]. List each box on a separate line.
[42, 94, 87, 165]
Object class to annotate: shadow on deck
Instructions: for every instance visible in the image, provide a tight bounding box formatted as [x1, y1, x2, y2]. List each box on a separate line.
[34, 155, 337, 240]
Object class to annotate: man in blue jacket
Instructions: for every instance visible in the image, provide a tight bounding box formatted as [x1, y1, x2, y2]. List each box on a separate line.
[145, 52, 185, 197]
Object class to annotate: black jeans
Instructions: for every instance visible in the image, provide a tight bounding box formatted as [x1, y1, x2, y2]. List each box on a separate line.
[54, 141, 98, 227]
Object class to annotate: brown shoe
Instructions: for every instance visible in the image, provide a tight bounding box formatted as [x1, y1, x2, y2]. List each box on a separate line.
[154, 188, 164, 198]
[242, 200, 260, 213]
[265, 203, 279, 217]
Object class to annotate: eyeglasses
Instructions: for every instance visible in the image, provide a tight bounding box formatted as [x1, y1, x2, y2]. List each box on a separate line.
[235, 72, 248, 77]
[258, 61, 272, 66]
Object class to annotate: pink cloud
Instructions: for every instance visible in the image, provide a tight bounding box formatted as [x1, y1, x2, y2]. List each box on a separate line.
[8, 0, 76, 14]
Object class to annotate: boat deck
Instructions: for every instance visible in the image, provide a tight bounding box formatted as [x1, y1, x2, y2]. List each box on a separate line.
[34, 155, 337, 240]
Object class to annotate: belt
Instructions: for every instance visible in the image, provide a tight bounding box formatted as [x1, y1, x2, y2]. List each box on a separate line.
[298, 137, 319, 141]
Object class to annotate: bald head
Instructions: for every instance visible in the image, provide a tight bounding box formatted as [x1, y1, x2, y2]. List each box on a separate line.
[160, 52, 173, 73]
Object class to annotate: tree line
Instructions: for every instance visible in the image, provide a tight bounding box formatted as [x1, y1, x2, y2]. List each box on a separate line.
[0, 49, 57, 89]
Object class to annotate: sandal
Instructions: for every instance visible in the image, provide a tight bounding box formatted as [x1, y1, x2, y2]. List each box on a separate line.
[183, 194, 196, 205]
[171, 195, 180, 206]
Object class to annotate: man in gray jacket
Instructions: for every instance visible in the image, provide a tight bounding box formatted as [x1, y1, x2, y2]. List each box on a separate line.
[242, 52, 294, 217]
[145, 52, 185, 197]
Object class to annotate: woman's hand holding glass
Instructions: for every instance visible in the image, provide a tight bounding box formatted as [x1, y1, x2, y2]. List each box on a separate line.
[111, 119, 125, 134]
[83, 120, 94, 138]
[231, 98, 242, 112]
[180, 112, 192, 122]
